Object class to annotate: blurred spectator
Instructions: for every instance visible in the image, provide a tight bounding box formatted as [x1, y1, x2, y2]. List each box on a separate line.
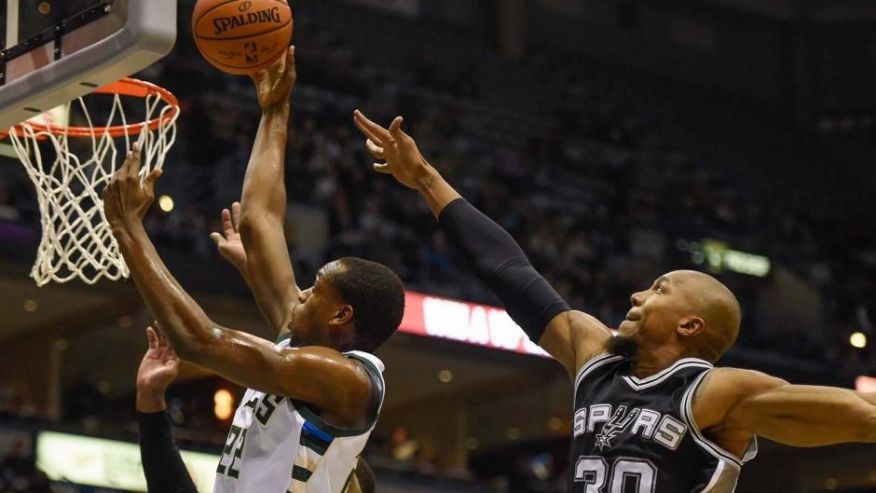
[0, 440, 51, 493]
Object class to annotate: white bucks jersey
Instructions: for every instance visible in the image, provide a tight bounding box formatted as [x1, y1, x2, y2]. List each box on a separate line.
[213, 337, 385, 493]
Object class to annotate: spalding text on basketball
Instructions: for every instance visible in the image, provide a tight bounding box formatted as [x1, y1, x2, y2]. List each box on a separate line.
[213, 7, 283, 35]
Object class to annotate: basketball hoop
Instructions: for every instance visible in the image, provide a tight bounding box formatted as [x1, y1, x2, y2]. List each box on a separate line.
[5, 78, 180, 285]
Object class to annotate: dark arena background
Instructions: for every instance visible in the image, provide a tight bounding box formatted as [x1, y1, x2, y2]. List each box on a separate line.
[1, 0, 875, 492]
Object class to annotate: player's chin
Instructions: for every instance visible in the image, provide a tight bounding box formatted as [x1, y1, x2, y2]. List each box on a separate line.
[617, 320, 638, 337]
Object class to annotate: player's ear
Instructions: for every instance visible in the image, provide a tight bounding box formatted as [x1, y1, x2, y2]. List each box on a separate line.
[329, 304, 354, 327]
[677, 316, 705, 337]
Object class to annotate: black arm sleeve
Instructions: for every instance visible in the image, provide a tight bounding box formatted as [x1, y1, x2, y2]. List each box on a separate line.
[138, 411, 198, 493]
[438, 198, 571, 342]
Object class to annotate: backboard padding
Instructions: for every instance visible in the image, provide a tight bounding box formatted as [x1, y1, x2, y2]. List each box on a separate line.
[0, 0, 177, 129]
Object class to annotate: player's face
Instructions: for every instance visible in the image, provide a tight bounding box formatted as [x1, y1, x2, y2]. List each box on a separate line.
[619, 273, 692, 346]
[289, 263, 347, 346]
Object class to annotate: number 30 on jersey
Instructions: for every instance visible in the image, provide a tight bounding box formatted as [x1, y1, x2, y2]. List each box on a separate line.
[575, 456, 656, 493]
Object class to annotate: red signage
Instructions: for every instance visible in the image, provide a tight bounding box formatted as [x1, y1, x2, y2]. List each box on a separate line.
[856, 375, 876, 393]
[398, 291, 550, 358]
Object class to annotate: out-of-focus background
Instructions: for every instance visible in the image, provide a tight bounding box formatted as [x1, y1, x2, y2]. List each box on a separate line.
[0, 0, 875, 491]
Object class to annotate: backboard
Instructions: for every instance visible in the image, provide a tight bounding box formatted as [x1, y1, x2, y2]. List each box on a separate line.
[0, 0, 177, 130]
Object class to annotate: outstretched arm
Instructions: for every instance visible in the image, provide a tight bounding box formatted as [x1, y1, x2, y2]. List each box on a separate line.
[103, 146, 372, 426]
[136, 326, 198, 493]
[238, 47, 299, 337]
[696, 368, 876, 449]
[352, 111, 612, 375]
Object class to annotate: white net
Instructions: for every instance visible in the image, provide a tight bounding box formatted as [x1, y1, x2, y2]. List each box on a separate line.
[7, 79, 179, 285]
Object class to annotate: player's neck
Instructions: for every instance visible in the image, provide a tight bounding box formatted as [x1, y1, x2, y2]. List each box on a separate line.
[631, 346, 688, 378]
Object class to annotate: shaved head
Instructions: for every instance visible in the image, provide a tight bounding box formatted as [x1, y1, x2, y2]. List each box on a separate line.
[667, 270, 741, 362]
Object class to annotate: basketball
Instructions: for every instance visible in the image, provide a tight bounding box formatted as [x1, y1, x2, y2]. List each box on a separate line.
[193, 0, 293, 76]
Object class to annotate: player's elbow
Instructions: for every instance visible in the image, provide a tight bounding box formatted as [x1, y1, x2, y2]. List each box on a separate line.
[172, 333, 199, 361]
[236, 212, 261, 248]
[171, 323, 222, 364]
[236, 209, 258, 237]
[237, 210, 280, 245]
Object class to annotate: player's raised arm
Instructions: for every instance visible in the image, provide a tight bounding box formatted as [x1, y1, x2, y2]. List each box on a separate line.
[136, 325, 199, 493]
[695, 368, 876, 449]
[353, 111, 612, 375]
[103, 146, 373, 426]
[237, 46, 300, 336]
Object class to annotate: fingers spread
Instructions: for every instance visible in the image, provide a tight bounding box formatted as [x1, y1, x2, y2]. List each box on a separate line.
[146, 168, 163, 185]
[121, 151, 134, 179]
[130, 143, 143, 176]
[365, 139, 385, 158]
[153, 322, 169, 346]
[222, 208, 234, 236]
[146, 326, 158, 349]
[231, 202, 241, 231]
[210, 232, 224, 246]
[353, 110, 391, 144]
[286, 46, 297, 79]
[373, 162, 392, 174]
[389, 116, 405, 140]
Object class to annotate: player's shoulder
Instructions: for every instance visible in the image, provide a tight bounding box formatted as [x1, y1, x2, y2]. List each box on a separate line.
[543, 310, 613, 376]
[567, 310, 614, 364]
[562, 310, 613, 345]
[277, 346, 377, 395]
[693, 367, 788, 429]
[562, 309, 612, 331]
[701, 367, 788, 395]
[344, 350, 385, 375]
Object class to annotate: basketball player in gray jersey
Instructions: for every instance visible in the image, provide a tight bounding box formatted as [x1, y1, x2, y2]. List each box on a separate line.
[104, 48, 405, 492]
[353, 111, 876, 492]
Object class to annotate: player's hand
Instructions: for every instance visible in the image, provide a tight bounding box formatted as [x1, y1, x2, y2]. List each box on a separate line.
[353, 110, 434, 190]
[252, 46, 296, 112]
[103, 143, 161, 230]
[136, 324, 180, 411]
[210, 202, 248, 273]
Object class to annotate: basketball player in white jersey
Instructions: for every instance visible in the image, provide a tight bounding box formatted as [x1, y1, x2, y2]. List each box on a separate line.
[135, 323, 374, 493]
[352, 111, 876, 491]
[104, 47, 405, 492]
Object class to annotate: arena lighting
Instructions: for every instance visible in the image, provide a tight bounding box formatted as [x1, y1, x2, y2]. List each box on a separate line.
[438, 369, 453, 383]
[850, 332, 868, 349]
[158, 195, 175, 213]
[23, 299, 38, 312]
[682, 239, 771, 277]
[855, 375, 876, 393]
[214, 389, 234, 420]
[36, 431, 217, 491]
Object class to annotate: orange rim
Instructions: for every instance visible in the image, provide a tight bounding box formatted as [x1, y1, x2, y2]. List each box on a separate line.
[4, 78, 179, 139]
